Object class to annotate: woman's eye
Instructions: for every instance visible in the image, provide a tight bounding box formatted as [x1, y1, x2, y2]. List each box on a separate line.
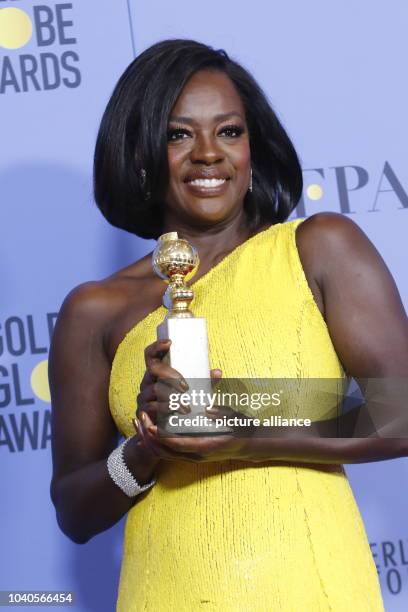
[167, 124, 244, 141]
[219, 125, 244, 138]
[167, 128, 190, 141]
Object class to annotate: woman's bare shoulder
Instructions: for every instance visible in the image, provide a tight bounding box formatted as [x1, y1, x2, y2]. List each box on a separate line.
[61, 253, 153, 315]
[295, 211, 367, 287]
[56, 254, 154, 337]
[56, 252, 164, 363]
[296, 211, 367, 253]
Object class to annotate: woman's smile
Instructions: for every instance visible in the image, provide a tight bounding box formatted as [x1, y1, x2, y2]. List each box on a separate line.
[183, 176, 231, 198]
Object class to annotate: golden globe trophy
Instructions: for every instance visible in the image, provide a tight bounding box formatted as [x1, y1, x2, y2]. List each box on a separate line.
[152, 232, 231, 434]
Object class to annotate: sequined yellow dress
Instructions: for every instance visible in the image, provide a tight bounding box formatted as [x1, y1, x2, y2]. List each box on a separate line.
[109, 219, 383, 611]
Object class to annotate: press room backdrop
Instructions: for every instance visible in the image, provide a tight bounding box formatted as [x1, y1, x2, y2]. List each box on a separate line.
[1, 1, 407, 610]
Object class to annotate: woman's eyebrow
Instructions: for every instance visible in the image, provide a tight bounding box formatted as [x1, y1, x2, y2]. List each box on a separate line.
[168, 112, 244, 124]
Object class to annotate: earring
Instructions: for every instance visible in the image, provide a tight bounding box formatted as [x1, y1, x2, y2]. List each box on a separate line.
[248, 167, 253, 193]
[140, 168, 151, 200]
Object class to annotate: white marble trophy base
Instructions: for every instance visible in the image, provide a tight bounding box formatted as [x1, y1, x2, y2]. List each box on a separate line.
[157, 317, 232, 435]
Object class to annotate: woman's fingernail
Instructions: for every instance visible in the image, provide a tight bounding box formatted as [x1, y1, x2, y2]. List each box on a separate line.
[206, 407, 219, 415]
[179, 378, 189, 391]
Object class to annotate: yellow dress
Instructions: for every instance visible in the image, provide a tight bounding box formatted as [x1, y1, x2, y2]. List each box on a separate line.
[109, 219, 384, 611]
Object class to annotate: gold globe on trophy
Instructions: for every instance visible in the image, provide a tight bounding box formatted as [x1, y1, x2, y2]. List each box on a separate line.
[152, 231, 199, 317]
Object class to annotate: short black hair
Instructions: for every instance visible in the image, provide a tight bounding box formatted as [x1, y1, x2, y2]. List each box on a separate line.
[93, 39, 303, 239]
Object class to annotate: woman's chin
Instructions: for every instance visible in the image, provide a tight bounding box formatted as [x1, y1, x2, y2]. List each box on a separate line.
[165, 192, 243, 229]
[188, 204, 237, 227]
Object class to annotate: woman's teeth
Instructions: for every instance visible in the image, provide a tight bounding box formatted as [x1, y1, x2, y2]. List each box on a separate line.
[188, 178, 226, 187]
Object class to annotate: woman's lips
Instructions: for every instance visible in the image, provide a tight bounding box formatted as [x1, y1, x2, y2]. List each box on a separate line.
[184, 177, 230, 197]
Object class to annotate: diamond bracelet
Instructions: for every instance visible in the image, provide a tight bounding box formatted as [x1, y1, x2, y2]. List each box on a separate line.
[107, 437, 156, 498]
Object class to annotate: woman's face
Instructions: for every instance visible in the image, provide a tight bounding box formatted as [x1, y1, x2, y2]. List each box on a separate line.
[164, 69, 251, 229]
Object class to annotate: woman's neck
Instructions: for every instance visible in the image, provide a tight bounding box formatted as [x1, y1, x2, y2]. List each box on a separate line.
[162, 210, 259, 274]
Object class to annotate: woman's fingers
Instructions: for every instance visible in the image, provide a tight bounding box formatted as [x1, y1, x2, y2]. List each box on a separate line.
[143, 339, 189, 393]
[137, 384, 190, 420]
[144, 339, 184, 384]
[138, 412, 200, 461]
[149, 363, 188, 393]
[140, 410, 157, 433]
[136, 400, 159, 421]
[138, 381, 180, 405]
[141, 417, 238, 461]
[144, 339, 171, 368]
[139, 368, 156, 390]
[137, 339, 191, 424]
[210, 368, 222, 381]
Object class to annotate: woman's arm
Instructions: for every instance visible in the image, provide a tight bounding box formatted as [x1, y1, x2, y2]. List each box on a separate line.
[49, 282, 158, 544]
[243, 212, 408, 462]
[139, 213, 408, 464]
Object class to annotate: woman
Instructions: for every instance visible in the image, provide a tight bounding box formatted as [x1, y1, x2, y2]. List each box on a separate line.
[49, 39, 408, 610]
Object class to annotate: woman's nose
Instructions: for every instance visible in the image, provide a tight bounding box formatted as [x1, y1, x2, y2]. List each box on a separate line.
[190, 132, 224, 164]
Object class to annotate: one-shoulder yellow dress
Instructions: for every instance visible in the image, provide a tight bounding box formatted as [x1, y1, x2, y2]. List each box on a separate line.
[109, 219, 384, 611]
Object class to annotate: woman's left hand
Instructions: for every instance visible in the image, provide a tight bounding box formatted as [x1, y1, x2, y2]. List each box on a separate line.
[134, 409, 251, 462]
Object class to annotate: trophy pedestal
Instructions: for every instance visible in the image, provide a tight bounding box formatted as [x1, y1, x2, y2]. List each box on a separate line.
[158, 317, 210, 380]
[157, 317, 232, 435]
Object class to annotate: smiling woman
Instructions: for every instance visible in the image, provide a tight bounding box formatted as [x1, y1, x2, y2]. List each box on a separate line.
[165, 70, 252, 229]
[49, 39, 408, 611]
[93, 39, 302, 239]
[165, 70, 251, 229]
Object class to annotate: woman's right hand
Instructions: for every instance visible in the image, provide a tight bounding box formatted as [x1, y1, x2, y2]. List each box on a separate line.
[135, 339, 190, 427]
[134, 338, 226, 462]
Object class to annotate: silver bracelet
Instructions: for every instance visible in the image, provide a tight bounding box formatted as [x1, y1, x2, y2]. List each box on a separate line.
[107, 437, 156, 498]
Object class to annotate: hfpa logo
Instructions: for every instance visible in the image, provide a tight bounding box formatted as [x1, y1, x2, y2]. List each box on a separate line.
[297, 162, 407, 217]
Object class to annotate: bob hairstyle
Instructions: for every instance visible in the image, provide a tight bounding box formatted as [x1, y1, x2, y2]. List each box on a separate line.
[93, 39, 303, 239]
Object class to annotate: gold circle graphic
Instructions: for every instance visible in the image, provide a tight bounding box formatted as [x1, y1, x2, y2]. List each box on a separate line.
[0, 8, 33, 50]
[306, 184, 324, 201]
[31, 359, 51, 403]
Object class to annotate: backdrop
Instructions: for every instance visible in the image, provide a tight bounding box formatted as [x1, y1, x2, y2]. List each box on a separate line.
[1, 1, 407, 610]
